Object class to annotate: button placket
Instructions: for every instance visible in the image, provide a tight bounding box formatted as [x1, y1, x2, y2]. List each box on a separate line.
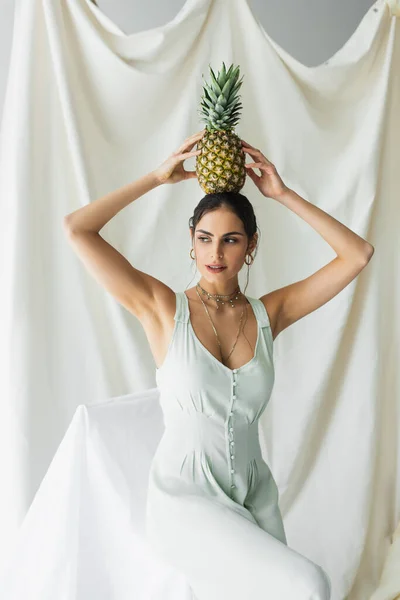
[229, 369, 238, 491]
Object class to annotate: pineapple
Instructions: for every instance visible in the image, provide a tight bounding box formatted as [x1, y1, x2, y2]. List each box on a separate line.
[196, 63, 246, 194]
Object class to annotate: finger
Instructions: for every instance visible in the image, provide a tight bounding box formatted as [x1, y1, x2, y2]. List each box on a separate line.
[175, 130, 206, 154]
[186, 130, 206, 144]
[175, 139, 201, 155]
[246, 168, 261, 182]
[242, 142, 270, 163]
[243, 149, 272, 165]
[185, 130, 205, 142]
[242, 145, 263, 158]
[191, 129, 206, 138]
[245, 161, 267, 170]
[241, 140, 271, 158]
[178, 150, 202, 159]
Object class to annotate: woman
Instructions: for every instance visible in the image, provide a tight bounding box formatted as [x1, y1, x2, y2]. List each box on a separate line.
[64, 130, 374, 599]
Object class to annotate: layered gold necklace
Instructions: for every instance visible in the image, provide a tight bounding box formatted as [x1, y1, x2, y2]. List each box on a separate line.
[194, 282, 249, 364]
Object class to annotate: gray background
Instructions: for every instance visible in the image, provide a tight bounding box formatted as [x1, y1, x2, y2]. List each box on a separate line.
[0, 0, 376, 127]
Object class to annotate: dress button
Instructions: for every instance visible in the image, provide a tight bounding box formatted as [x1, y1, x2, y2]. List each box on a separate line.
[229, 411, 233, 416]
[230, 441, 235, 446]
[229, 427, 233, 432]
[233, 382, 237, 386]
[231, 469, 235, 474]
[231, 484, 236, 489]
[233, 369, 237, 374]
[230, 454, 235, 459]
[232, 395, 236, 399]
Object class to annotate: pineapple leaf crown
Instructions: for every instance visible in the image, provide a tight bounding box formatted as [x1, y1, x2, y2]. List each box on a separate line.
[198, 62, 244, 132]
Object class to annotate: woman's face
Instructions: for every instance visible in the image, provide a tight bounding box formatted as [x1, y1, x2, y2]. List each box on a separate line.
[190, 207, 257, 281]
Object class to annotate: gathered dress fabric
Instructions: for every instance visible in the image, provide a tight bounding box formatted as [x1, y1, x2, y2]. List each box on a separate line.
[145, 291, 332, 600]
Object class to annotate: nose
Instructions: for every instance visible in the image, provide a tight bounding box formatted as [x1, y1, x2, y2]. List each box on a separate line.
[212, 246, 224, 259]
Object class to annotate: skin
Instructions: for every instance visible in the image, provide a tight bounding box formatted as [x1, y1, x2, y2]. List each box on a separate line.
[189, 205, 258, 298]
[64, 129, 374, 369]
[152, 129, 267, 313]
[147, 129, 263, 350]
[152, 128, 282, 299]
[182, 206, 261, 367]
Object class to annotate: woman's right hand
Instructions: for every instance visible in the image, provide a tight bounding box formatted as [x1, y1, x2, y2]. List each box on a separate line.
[152, 130, 206, 185]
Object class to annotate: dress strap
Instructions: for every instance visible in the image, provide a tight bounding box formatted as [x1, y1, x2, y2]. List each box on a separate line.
[247, 296, 271, 328]
[174, 291, 190, 323]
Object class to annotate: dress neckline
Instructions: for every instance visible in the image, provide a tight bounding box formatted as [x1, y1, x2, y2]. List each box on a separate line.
[183, 291, 260, 375]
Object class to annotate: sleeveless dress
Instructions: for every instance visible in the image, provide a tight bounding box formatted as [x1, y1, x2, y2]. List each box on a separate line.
[145, 291, 332, 600]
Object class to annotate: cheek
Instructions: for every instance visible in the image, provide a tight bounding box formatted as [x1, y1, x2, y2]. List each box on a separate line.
[194, 245, 210, 264]
[227, 247, 246, 268]
[194, 243, 245, 262]
[233, 244, 246, 258]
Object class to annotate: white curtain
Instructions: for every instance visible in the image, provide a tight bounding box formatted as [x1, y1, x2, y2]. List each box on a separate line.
[0, 0, 399, 598]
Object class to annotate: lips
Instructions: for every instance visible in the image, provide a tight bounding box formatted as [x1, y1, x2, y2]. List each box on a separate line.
[206, 265, 227, 272]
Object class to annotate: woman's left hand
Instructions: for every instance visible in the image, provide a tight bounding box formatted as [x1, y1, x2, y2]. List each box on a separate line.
[241, 140, 288, 200]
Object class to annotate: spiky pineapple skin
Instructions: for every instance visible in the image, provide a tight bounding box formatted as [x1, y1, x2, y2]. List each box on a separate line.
[196, 130, 246, 194]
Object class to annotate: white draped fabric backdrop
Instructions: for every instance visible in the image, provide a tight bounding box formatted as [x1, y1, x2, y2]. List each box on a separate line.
[0, 0, 399, 598]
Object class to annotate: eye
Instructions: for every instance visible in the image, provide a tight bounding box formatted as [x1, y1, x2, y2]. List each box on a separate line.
[197, 237, 237, 243]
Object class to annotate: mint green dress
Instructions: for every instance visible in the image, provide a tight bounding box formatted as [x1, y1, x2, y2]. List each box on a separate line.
[145, 291, 331, 600]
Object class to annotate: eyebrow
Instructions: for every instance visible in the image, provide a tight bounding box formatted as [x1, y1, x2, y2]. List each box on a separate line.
[196, 229, 245, 237]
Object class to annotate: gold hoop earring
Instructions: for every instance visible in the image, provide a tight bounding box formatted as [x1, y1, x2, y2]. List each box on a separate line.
[190, 248, 195, 260]
[244, 253, 254, 266]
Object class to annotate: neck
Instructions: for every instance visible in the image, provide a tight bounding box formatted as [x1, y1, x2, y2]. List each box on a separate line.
[197, 278, 241, 297]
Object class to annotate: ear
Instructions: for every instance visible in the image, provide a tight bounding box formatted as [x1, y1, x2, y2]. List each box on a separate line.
[248, 233, 258, 254]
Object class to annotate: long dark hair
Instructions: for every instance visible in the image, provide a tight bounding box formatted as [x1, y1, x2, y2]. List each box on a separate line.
[187, 192, 260, 295]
